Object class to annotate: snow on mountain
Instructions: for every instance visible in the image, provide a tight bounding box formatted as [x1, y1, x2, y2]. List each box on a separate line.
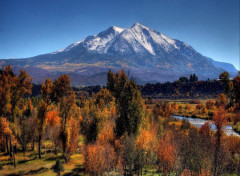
[53, 22, 181, 56]
[53, 25, 126, 54]
[89, 22, 180, 55]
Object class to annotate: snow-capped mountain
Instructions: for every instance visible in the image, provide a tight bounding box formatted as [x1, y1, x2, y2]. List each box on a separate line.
[0, 23, 237, 86]
[55, 22, 184, 56]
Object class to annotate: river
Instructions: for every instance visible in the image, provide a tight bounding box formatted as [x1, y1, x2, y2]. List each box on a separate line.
[173, 115, 240, 137]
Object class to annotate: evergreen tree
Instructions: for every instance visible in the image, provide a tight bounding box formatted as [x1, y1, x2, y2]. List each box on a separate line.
[189, 73, 198, 82]
[107, 70, 144, 138]
[52, 159, 64, 176]
[219, 71, 233, 105]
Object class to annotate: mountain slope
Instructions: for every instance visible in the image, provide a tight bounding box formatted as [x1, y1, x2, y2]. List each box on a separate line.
[0, 23, 237, 86]
[206, 57, 238, 75]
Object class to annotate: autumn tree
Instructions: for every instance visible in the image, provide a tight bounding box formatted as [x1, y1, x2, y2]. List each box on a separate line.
[121, 135, 138, 175]
[95, 88, 113, 110]
[212, 106, 228, 176]
[0, 65, 32, 122]
[13, 98, 35, 157]
[35, 78, 54, 158]
[41, 78, 53, 105]
[206, 100, 215, 110]
[199, 122, 214, 173]
[136, 129, 158, 175]
[46, 110, 61, 154]
[157, 132, 176, 175]
[0, 65, 13, 118]
[188, 128, 207, 175]
[0, 117, 16, 167]
[64, 117, 79, 161]
[81, 93, 116, 145]
[51, 75, 79, 162]
[36, 100, 47, 159]
[0, 117, 12, 153]
[0, 65, 32, 164]
[84, 143, 117, 175]
[153, 101, 172, 118]
[225, 135, 240, 174]
[80, 97, 100, 144]
[97, 120, 114, 145]
[215, 93, 227, 107]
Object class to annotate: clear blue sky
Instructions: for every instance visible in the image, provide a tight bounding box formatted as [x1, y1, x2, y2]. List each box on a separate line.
[0, 0, 239, 69]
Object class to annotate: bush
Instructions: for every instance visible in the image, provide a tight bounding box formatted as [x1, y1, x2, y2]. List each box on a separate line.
[208, 110, 213, 117]
[52, 159, 64, 176]
[181, 119, 191, 130]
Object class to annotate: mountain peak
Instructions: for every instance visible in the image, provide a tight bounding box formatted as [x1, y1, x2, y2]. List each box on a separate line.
[112, 26, 125, 33]
[131, 22, 148, 29]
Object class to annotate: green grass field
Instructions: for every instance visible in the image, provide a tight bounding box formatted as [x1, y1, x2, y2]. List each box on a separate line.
[0, 139, 85, 176]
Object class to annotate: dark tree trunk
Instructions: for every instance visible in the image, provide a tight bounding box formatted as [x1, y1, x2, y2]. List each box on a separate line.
[31, 139, 34, 151]
[38, 135, 42, 159]
[5, 137, 9, 154]
[14, 144, 17, 153]
[10, 137, 16, 167]
[9, 137, 12, 158]
[213, 133, 221, 176]
[22, 145, 26, 157]
[62, 120, 68, 163]
[54, 145, 58, 155]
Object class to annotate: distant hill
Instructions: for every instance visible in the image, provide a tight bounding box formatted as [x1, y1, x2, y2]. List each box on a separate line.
[0, 23, 237, 86]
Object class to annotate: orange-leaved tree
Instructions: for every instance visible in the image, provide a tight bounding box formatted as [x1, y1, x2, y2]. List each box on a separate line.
[46, 109, 61, 154]
[84, 143, 117, 175]
[51, 74, 79, 162]
[0, 117, 12, 153]
[157, 132, 176, 175]
[64, 117, 79, 161]
[212, 106, 228, 176]
[36, 100, 47, 159]
[36, 78, 53, 159]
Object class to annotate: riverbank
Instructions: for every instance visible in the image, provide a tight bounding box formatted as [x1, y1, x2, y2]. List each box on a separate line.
[172, 115, 240, 137]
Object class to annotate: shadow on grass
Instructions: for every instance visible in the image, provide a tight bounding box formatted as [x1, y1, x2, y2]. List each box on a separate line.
[44, 155, 62, 161]
[5, 167, 49, 176]
[24, 167, 49, 175]
[18, 157, 37, 164]
[2, 156, 37, 166]
[0, 152, 9, 157]
[63, 164, 85, 176]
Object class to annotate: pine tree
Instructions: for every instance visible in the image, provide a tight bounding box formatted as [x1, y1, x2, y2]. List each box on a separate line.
[107, 70, 144, 138]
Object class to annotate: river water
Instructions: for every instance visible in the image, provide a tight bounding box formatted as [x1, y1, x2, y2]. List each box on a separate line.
[173, 115, 240, 137]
